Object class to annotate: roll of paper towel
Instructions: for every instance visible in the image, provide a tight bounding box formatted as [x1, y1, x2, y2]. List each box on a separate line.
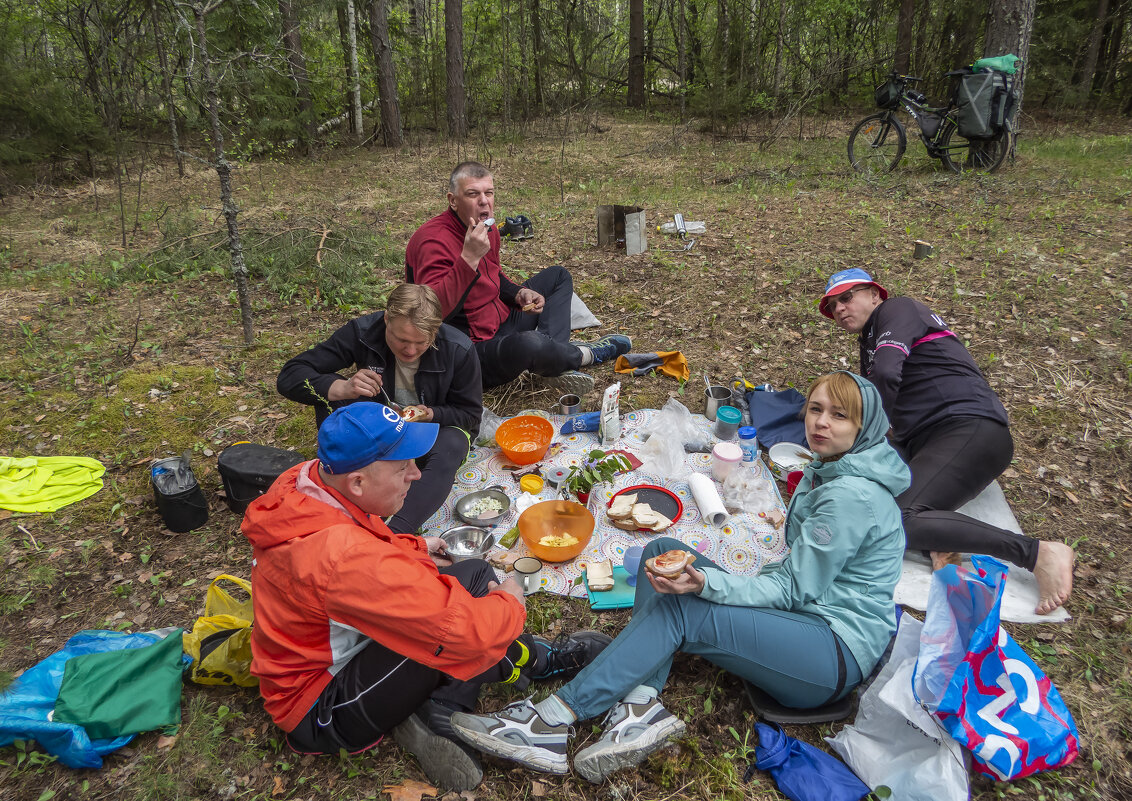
[688, 473, 728, 527]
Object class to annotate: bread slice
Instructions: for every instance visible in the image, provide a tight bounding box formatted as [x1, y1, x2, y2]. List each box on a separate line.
[587, 559, 615, 591]
[607, 493, 638, 519]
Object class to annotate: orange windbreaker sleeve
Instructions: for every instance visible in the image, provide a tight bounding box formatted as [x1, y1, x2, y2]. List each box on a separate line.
[322, 526, 527, 680]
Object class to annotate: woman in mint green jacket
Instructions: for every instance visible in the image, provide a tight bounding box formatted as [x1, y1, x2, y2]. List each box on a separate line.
[450, 372, 911, 783]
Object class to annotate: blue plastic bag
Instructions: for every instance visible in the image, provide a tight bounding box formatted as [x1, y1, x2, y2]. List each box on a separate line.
[750, 722, 869, 801]
[914, 556, 1079, 780]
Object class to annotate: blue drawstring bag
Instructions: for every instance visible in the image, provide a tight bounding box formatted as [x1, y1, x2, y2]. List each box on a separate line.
[560, 412, 600, 434]
[748, 722, 869, 801]
[746, 388, 807, 447]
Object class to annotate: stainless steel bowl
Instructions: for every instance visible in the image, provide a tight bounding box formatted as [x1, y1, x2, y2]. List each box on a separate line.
[440, 526, 497, 563]
[454, 485, 511, 527]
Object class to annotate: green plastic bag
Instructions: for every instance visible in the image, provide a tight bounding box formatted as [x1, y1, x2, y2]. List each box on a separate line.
[973, 54, 1019, 74]
[53, 629, 184, 740]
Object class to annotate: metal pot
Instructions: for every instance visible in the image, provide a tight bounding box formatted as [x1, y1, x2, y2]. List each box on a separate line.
[454, 485, 511, 527]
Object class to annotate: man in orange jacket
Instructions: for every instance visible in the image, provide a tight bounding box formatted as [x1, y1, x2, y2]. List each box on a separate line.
[242, 404, 609, 790]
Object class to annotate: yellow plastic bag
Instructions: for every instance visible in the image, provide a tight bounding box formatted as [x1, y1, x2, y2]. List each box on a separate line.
[182, 574, 258, 687]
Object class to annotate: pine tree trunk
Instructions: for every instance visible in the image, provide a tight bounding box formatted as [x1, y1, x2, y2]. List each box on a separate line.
[895, 0, 915, 74]
[278, 0, 315, 151]
[531, 0, 544, 109]
[984, 0, 1035, 115]
[368, 0, 403, 145]
[773, 0, 786, 97]
[193, 3, 254, 346]
[150, 0, 184, 176]
[628, 0, 645, 106]
[445, 0, 467, 139]
[346, 0, 364, 143]
[1076, 0, 1110, 99]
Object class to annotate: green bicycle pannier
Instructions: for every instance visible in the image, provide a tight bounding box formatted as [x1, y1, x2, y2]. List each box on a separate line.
[874, 78, 901, 109]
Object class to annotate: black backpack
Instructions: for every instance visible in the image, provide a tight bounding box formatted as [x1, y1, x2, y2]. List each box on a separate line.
[954, 68, 1017, 139]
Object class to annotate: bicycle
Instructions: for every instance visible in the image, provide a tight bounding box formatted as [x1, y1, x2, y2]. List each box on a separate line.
[848, 72, 1012, 176]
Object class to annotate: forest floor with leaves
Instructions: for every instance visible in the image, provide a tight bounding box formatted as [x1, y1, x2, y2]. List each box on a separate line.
[1, 112, 1130, 801]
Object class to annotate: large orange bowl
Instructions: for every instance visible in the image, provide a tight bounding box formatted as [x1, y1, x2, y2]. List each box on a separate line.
[496, 415, 554, 465]
[518, 500, 595, 562]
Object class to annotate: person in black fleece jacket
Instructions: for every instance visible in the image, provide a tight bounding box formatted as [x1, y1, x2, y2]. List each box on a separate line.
[278, 283, 481, 534]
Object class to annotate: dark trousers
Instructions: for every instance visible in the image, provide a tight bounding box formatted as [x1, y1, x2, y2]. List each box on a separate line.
[386, 426, 469, 534]
[477, 265, 582, 388]
[285, 560, 532, 754]
[895, 416, 1039, 570]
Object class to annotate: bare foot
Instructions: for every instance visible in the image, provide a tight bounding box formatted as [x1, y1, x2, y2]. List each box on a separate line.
[1033, 541, 1075, 615]
[930, 551, 962, 571]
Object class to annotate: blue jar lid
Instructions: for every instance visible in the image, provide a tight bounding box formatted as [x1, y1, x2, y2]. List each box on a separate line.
[716, 406, 741, 424]
[738, 426, 757, 440]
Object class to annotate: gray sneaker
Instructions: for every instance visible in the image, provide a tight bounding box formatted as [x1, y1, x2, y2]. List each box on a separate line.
[573, 698, 686, 783]
[536, 370, 594, 397]
[450, 698, 570, 775]
[392, 708, 483, 790]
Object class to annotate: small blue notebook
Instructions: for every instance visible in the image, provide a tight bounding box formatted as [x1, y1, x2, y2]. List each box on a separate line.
[583, 566, 637, 610]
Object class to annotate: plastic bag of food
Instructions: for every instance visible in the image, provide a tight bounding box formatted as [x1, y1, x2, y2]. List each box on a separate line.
[721, 467, 778, 515]
[476, 406, 507, 446]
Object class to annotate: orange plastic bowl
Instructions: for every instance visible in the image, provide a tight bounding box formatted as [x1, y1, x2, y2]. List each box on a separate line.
[496, 415, 554, 465]
[518, 499, 595, 562]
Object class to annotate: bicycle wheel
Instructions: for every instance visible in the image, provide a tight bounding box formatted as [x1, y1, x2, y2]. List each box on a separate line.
[938, 120, 1011, 174]
[848, 113, 906, 175]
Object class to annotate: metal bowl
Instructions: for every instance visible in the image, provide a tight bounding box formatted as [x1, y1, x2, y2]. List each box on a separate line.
[454, 485, 511, 527]
[440, 526, 497, 563]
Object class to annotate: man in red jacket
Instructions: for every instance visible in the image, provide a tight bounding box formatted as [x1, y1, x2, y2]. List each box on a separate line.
[242, 404, 609, 789]
[405, 161, 630, 394]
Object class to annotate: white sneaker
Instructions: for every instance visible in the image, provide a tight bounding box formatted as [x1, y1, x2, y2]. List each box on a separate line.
[450, 698, 570, 775]
[573, 698, 686, 783]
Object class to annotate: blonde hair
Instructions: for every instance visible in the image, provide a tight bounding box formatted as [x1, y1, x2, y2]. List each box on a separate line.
[806, 372, 863, 429]
[385, 284, 442, 343]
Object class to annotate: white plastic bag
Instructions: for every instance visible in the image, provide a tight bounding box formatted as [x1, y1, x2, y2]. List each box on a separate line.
[638, 399, 707, 479]
[826, 613, 970, 801]
[476, 407, 507, 446]
[721, 466, 777, 515]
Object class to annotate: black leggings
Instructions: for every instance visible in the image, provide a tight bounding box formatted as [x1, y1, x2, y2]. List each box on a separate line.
[285, 559, 534, 754]
[896, 416, 1039, 571]
[476, 265, 582, 388]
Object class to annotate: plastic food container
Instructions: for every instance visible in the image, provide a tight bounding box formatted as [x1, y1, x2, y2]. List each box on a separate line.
[518, 499, 595, 562]
[711, 442, 744, 482]
[496, 415, 554, 465]
[714, 406, 742, 440]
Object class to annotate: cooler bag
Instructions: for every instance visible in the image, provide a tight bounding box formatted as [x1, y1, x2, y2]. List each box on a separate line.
[217, 443, 305, 513]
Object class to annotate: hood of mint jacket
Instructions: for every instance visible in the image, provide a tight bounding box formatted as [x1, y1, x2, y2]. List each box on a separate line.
[699, 372, 911, 677]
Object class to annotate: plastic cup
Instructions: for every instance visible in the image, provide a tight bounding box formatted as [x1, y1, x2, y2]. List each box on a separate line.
[623, 545, 645, 587]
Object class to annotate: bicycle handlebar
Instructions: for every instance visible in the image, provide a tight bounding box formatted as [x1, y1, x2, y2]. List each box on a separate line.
[887, 72, 924, 84]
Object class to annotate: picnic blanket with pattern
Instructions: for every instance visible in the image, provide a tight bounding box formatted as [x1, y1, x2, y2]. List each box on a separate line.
[420, 408, 789, 597]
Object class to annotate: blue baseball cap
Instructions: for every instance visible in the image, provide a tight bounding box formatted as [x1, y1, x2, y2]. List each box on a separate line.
[819, 268, 888, 318]
[317, 404, 438, 474]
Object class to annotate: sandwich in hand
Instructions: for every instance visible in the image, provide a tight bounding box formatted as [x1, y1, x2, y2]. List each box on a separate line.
[644, 549, 696, 579]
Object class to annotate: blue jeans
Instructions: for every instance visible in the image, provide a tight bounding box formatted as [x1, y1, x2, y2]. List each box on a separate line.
[556, 538, 862, 721]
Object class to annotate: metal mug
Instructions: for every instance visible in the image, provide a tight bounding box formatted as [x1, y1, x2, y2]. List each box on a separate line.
[704, 385, 731, 422]
[554, 394, 582, 415]
[513, 556, 543, 595]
